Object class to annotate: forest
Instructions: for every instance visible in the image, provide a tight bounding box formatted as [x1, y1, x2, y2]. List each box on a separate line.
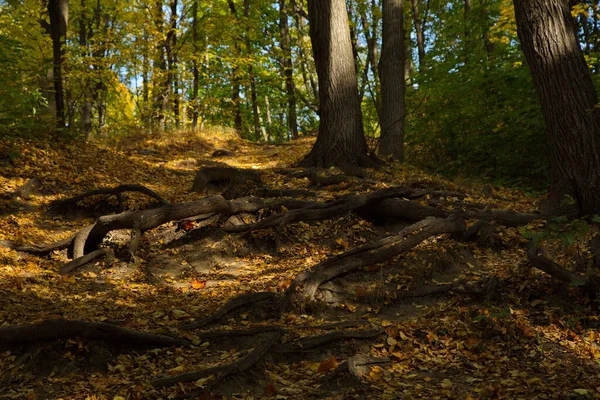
[1, 0, 600, 398]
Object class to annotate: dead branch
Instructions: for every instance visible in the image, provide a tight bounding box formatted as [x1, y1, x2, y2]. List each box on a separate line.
[527, 246, 600, 292]
[50, 184, 170, 211]
[180, 292, 280, 330]
[0, 319, 188, 347]
[151, 330, 281, 388]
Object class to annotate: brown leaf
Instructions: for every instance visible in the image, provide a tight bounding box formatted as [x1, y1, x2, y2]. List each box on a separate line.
[263, 383, 278, 397]
[317, 356, 339, 373]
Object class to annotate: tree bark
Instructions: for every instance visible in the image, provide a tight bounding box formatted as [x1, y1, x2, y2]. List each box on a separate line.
[244, 0, 262, 141]
[228, 0, 244, 133]
[152, 0, 167, 128]
[410, 0, 426, 71]
[48, 0, 69, 129]
[300, 0, 373, 170]
[279, 0, 299, 139]
[514, 0, 600, 216]
[378, 0, 406, 161]
[191, 0, 200, 130]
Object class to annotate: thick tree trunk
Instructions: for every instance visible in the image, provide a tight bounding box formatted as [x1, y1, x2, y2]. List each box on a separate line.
[378, 0, 406, 161]
[279, 0, 299, 139]
[514, 0, 600, 216]
[300, 0, 373, 170]
[48, 0, 68, 129]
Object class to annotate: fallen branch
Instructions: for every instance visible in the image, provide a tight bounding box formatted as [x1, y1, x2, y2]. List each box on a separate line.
[180, 292, 280, 330]
[0, 319, 188, 347]
[151, 330, 281, 387]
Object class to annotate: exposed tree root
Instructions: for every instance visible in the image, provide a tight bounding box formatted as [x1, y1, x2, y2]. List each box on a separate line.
[50, 184, 170, 213]
[400, 276, 499, 298]
[527, 246, 600, 293]
[254, 188, 316, 198]
[180, 292, 281, 330]
[60, 248, 110, 274]
[284, 217, 467, 302]
[0, 319, 188, 347]
[272, 328, 382, 353]
[72, 195, 230, 259]
[151, 330, 282, 388]
[367, 198, 539, 226]
[320, 355, 390, 385]
[0, 234, 75, 255]
[222, 187, 417, 244]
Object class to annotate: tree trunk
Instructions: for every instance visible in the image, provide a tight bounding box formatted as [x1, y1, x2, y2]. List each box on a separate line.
[79, 0, 92, 137]
[191, 0, 199, 130]
[410, 0, 426, 72]
[300, 0, 373, 170]
[228, 0, 244, 133]
[279, 0, 298, 139]
[168, 0, 179, 128]
[514, 0, 600, 216]
[152, 0, 167, 129]
[242, 0, 262, 140]
[378, 0, 406, 161]
[48, 0, 68, 129]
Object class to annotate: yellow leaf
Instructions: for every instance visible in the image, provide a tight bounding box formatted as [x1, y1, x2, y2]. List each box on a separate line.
[369, 366, 384, 381]
[440, 379, 452, 389]
[573, 389, 590, 395]
[168, 364, 186, 375]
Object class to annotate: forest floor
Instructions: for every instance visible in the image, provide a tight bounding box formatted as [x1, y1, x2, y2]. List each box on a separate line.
[0, 129, 599, 400]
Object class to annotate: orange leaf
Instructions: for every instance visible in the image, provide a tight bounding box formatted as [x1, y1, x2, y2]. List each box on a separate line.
[263, 383, 277, 397]
[192, 279, 207, 289]
[317, 356, 339, 373]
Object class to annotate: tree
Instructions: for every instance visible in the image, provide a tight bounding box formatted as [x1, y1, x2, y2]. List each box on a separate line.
[378, 0, 406, 161]
[514, 0, 600, 216]
[48, 0, 69, 129]
[279, 0, 298, 139]
[300, 0, 374, 170]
